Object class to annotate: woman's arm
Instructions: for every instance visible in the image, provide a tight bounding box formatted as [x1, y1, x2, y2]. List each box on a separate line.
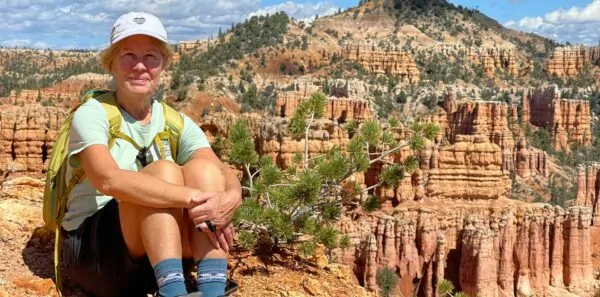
[77, 143, 200, 208]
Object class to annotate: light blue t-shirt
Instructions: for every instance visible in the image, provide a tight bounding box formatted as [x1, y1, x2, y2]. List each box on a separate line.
[62, 98, 210, 231]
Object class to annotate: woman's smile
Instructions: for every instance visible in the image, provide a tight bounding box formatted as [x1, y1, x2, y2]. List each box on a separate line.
[129, 77, 149, 85]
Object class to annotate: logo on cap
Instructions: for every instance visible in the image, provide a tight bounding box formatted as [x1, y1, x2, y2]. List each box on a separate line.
[133, 17, 146, 25]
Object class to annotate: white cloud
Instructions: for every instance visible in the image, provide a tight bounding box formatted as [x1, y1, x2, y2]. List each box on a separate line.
[0, 0, 339, 49]
[247, 1, 338, 23]
[505, 0, 600, 45]
[1, 39, 51, 49]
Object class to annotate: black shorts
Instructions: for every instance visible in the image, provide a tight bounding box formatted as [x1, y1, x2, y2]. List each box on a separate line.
[61, 199, 157, 297]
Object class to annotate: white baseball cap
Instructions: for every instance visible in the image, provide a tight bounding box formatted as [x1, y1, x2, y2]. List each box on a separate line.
[110, 12, 168, 45]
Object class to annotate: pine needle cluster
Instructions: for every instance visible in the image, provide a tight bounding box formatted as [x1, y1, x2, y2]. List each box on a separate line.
[437, 279, 469, 297]
[229, 91, 439, 255]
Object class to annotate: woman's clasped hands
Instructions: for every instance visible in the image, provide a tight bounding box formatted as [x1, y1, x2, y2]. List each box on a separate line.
[187, 190, 242, 253]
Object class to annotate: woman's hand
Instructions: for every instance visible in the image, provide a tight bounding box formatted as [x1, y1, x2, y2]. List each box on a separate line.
[188, 190, 241, 228]
[195, 222, 236, 253]
[188, 190, 242, 252]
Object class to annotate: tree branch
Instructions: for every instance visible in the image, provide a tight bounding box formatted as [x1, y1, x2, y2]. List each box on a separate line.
[250, 167, 262, 179]
[304, 112, 315, 170]
[245, 163, 254, 192]
[369, 142, 409, 165]
[363, 181, 383, 193]
[266, 191, 273, 209]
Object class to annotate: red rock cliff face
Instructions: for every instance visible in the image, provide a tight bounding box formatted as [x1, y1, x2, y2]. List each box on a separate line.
[342, 44, 420, 83]
[431, 44, 523, 78]
[0, 104, 67, 180]
[431, 95, 550, 180]
[441, 95, 514, 153]
[522, 87, 592, 152]
[276, 91, 372, 122]
[546, 46, 600, 78]
[424, 135, 512, 200]
[575, 163, 600, 226]
[0, 74, 110, 107]
[337, 203, 594, 297]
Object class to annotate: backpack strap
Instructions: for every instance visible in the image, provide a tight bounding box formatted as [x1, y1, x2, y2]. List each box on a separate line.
[158, 101, 184, 162]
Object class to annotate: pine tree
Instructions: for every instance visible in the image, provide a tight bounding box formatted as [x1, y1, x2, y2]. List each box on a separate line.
[230, 91, 439, 255]
[376, 267, 398, 297]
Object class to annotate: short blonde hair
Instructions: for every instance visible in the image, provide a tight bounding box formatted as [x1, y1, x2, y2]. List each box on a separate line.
[99, 39, 174, 73]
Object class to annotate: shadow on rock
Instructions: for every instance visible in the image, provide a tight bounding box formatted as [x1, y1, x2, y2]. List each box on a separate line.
[21, 227, 86, 296]
[22, 227, 55, 280]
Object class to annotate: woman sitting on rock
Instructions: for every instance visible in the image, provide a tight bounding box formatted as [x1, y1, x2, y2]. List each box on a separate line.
[60, 11, 241, 297]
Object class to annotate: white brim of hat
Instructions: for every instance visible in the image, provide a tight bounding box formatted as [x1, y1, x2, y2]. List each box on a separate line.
[112, 28, 169, 45]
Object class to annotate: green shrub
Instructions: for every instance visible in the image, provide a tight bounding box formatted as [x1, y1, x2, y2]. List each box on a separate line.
[376, 267, 398, 297]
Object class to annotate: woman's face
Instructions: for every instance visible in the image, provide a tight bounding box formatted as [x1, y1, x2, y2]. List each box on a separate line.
[112, 35, 164, 98]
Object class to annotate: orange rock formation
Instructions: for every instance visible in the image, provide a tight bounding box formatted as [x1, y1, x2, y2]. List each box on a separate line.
[0, 105, 67, 180]
[515, 139, 549, 178]
[522, 87, 592, 152]
[425, 135, 512, 200]
[546, 46, 600, 78]
[0, 73, 110, 107]
[432, 95, 551, 179]
[431, 44, 522, 77]
[276, 91, 372, 122]
[342, 44, 420, 83]
[337, 203, 595, 297]
[575, 163, 600, 226]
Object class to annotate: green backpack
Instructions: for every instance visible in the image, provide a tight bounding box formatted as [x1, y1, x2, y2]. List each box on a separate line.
[42, 89, 184, 295]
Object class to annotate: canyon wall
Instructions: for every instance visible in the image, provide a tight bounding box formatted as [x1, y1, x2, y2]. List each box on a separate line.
[342, 44, 420, 83]
[0, 73, 111, 107]
[431, 44, 524, 77]
[276, 92, 372, 122]
[0, 105, 67, 180]
[522, 87, 592, 152]
[432, 95, 551, 180]
[337, 203, 595, 297]
[424, 135, 512, 200]
[576, 163, 600, 226]
[546, 46, 600, 78]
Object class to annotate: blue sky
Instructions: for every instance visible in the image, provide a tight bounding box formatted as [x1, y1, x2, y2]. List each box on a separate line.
[1, 0, 599, 49]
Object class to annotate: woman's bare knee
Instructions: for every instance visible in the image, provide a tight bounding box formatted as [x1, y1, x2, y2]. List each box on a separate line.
[141, 159, 184, 185]
[182, 158, 225, 192]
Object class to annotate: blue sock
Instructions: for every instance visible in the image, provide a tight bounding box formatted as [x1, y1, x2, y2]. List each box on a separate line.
[196, 258, 227, 297]
[153, 258, 188, 297]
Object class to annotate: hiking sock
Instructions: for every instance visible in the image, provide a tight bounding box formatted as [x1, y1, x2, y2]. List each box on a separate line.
[196, 258, 227, 297]
[153, 258, 188, 297]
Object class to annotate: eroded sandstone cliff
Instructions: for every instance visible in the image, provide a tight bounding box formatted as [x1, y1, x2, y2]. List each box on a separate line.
[430, 44, 524, 78]
[337, 202, 595, 297]
[432, 94, 552, 180]
[576, 163, 600, 227]
[522, 86, 592, 152]
[342, 44, 420, 83]
[0, 73, 110, 107]
[0, 104, 67, 180]
[424, 135, 512, 200]
[276, 91, 372, 122]
[546, 46, 600, 78]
